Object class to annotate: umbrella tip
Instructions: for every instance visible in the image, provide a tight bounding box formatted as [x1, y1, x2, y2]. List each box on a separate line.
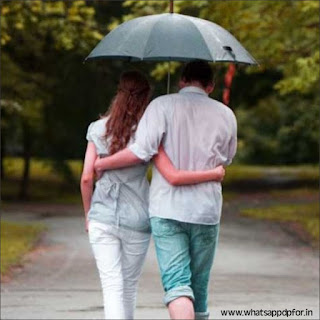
[83, 56, 89, 64]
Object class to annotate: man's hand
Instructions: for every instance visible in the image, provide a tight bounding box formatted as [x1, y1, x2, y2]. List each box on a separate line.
[212, 165, 225, 182]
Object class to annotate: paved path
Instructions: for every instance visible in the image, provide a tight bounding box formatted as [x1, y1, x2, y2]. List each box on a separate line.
[1, 200, 319, 319]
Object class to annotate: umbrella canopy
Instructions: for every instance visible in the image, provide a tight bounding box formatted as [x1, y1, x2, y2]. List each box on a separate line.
[85, 13, 257, 65]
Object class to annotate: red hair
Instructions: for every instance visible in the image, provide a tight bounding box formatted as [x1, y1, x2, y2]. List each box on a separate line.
[104, 71, 151, 155]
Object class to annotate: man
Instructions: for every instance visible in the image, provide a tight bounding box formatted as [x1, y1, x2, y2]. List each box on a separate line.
[95, 61, 237, 320]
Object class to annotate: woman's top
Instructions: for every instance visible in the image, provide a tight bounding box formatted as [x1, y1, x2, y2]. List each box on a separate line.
[86, 117, 150, 233]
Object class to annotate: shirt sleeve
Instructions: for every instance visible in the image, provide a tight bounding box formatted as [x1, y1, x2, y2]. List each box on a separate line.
[225, 111, 238, 166]
[86, 122, 95, 142]
[129, 98, 166, 162]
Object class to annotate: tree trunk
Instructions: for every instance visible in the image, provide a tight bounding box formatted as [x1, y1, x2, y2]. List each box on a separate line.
[0, 130, 5, 180]
[19, 122, 31, 200]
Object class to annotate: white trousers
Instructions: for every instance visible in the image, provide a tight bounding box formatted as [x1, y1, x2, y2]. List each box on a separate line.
[88, 220, 150, 319]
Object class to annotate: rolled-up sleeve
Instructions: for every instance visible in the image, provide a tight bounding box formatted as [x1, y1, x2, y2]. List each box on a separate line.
[129, 98, 166, 162]
[86, 122, 94, 142]
[226, 111, 238, 166]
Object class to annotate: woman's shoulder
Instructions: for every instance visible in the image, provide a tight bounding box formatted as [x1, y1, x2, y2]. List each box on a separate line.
[86, 117, 109, 143]
[88, 117, 109, 133]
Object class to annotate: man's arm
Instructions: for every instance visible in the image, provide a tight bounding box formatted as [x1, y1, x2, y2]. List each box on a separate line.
[95, 98, 167, 172]
[154, 145, 225, 186]
[94, 148, 143, 172]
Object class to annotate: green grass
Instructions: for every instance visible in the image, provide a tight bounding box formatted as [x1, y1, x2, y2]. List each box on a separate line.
[3, 157, 82, 181]
[241, 202, 319, 243]
[269, 188, 318, 199]
[224, 164, 319, 183]
[1, 221, 46, 276]
[2, 157, 318, 203]
[2, 157, 82, 203]
[273, 165, 319, 180]
[1, 179, 81, 203]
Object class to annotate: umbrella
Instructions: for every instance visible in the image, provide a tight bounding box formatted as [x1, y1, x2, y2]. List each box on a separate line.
[85, 14, 256, 65]
[85, 2, 257, 99]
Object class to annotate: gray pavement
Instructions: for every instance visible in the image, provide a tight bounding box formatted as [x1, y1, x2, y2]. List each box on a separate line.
[1, 201, 319, 319]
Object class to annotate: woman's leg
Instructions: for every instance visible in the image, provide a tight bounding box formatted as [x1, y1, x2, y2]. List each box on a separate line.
[88, 221, 125, 319]
[120, 228, 151, 319]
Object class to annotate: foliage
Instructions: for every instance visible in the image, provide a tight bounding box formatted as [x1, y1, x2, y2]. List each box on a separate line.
[236, 94, 319, 164]
[1, 0, 104, 187]
[1, 0, 318, 197]
[117, 0, 319, 95]
[1, 221, 45, 276]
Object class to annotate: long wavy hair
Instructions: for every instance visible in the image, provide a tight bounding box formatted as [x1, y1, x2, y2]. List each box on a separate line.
[104, 71, 151, 155]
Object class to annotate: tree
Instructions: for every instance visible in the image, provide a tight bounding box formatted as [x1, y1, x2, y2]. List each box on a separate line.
[117, 0, 319, 96]
[112, 0, 319, 164]
[1, 0, 103, 198]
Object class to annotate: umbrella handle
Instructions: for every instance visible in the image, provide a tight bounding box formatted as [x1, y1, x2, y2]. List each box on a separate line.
[170, 0, 174, 13]
[167, 62, 171, 94]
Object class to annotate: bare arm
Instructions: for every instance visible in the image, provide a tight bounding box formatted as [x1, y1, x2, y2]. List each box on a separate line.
[154, 145, 225, 186]
[94, 148, 144, 174]
[80, 142, 97, 232]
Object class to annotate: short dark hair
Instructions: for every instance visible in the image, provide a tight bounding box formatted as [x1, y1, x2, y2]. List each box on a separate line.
[181, 61, 213, 88]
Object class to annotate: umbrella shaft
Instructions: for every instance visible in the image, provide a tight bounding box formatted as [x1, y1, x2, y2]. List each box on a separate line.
[170, 0, 174, 13]
[167, 67, 171, 94]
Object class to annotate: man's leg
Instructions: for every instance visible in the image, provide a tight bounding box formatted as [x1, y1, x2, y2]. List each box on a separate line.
[190, 223, 220, 320]
[150, 217, 195, 320]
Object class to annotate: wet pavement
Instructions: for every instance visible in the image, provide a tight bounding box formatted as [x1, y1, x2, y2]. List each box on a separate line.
[1, 198, 319, 319]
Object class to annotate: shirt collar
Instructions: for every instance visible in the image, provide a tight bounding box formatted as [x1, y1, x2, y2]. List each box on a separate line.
[179, 86, 208, 96]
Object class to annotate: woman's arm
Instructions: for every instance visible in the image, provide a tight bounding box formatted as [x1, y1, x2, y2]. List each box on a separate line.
[153, 145, 225, 186]
[80, 142, 97, 232]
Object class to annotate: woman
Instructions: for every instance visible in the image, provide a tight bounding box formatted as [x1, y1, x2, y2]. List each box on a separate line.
[80, 71, 225, 320]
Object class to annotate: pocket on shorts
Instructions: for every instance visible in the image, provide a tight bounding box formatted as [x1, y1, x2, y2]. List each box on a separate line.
[197, 223, 220, 247]
[150, 217, 180, 237]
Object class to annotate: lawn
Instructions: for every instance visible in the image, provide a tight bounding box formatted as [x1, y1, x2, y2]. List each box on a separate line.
[2, 157, 318, 203]
[2, 157, 82, 203]
[241, 202, 319, 244]
[1, 221, 46, 277]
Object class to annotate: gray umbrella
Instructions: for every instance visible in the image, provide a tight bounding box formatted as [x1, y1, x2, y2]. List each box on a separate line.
[85, 13, 257, 65]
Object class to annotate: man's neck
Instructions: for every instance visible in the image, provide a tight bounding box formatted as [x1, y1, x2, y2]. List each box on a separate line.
[181, 82, 205, 91]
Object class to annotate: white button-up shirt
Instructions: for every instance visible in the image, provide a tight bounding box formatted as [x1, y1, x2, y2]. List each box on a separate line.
[129, 86, 237, 225]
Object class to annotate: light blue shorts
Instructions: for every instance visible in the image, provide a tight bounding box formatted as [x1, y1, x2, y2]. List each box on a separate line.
[151, 217, 220, 320]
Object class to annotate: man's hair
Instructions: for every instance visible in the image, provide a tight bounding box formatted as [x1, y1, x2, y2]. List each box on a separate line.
[181, 61, 213, 88]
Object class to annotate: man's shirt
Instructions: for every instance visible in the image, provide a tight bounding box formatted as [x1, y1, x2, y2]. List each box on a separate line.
[129, 86, 237, 225]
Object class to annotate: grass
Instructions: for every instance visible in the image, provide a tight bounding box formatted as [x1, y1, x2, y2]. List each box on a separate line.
[269, 188, 319, 199]
[2, 157, 82, 203]
[3, 157, 82, 182]
[1, 221, 46, 276]
[224, 164, 319, 184]
[2, 157, 318, 203]
[241, 202, 319, 243]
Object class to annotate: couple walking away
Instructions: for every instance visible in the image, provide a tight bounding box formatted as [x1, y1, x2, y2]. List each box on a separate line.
[80, 61, 237, 320]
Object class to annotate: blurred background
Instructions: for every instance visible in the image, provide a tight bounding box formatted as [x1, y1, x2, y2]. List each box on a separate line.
[1, 1, 319, 316]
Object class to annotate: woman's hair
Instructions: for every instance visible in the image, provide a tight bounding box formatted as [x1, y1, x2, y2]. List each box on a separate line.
[104, 71, 151, 155]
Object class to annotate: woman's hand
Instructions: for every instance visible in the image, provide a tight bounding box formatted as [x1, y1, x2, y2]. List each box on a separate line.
[211, 165, 225, 182]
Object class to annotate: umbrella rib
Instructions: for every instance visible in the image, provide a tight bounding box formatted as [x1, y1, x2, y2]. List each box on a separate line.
[189, 19, 227, 63]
